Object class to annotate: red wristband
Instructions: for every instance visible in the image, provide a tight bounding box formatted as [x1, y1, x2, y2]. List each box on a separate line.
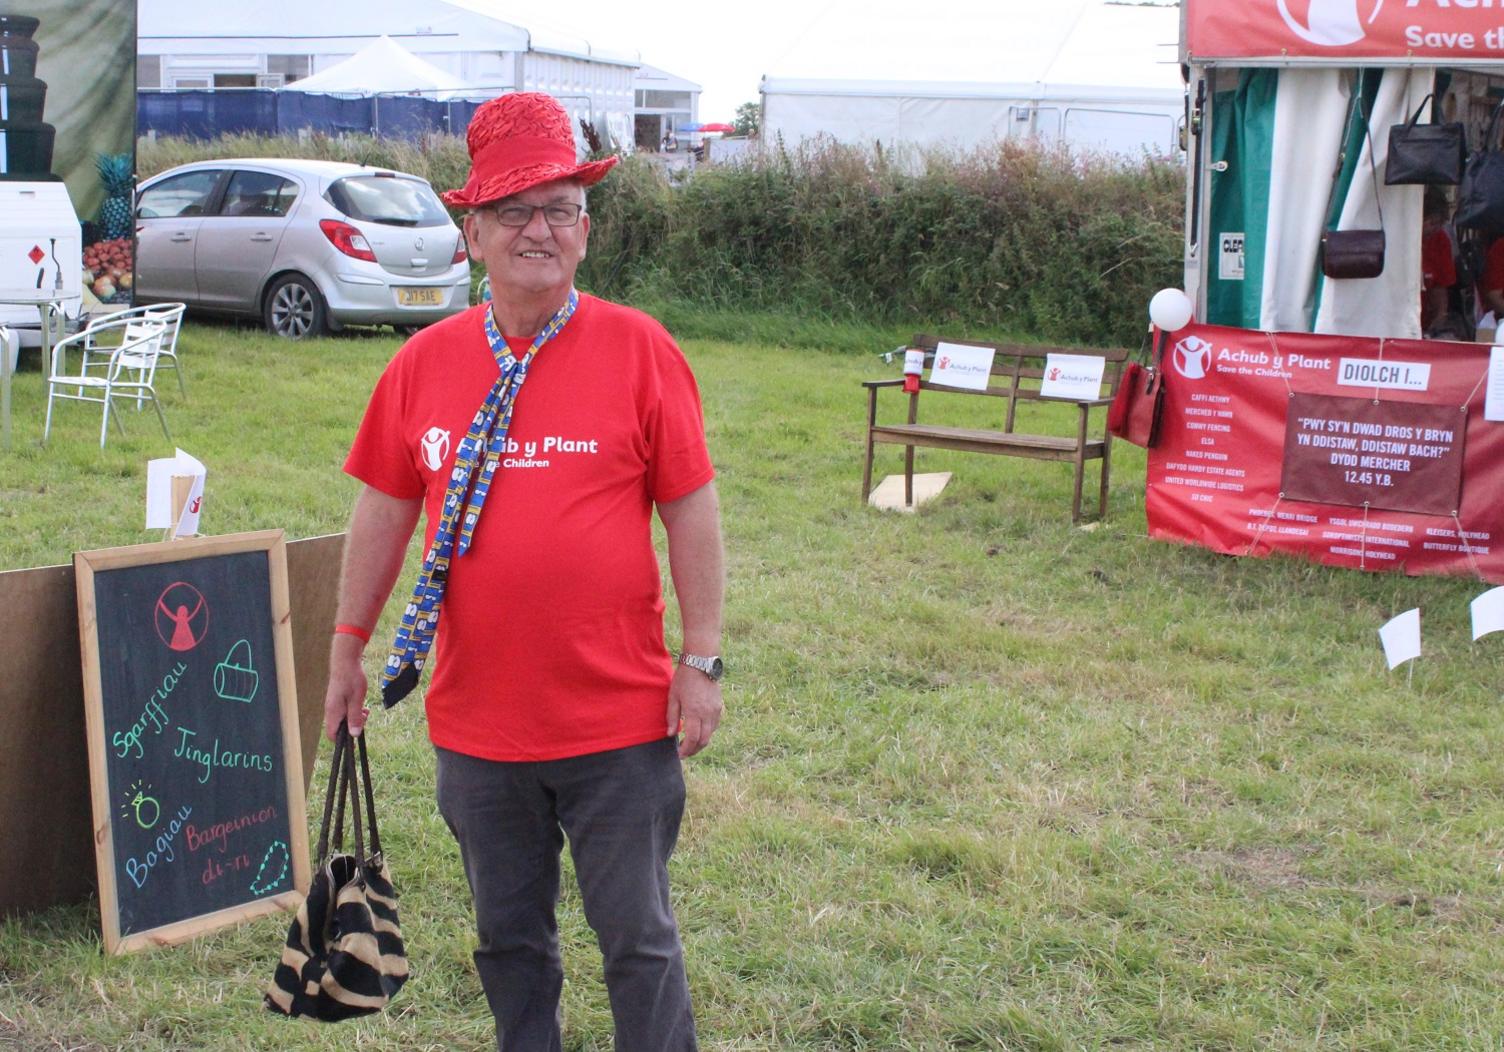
[334, 623, 371, 644]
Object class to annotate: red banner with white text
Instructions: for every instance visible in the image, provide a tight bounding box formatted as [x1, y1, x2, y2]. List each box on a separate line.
[1145, 324, 1504, 584]
[1185, 0, 1504, 63]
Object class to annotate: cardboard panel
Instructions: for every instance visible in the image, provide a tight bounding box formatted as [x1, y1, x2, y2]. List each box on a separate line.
[0, 532, 344, 918]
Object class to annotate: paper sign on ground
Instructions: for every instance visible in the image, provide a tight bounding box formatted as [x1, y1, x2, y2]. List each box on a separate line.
[1471, 587, 1504, 641]
[1040, 354, 1106, 401]
[146, 448, 207, 534]
[1378, 608, 1421, 670]
[1487, 348, 1504, 423]
[929, 341, 995, 391]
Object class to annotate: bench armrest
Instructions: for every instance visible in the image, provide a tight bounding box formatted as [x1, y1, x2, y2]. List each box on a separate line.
[862, 378, 907, 389]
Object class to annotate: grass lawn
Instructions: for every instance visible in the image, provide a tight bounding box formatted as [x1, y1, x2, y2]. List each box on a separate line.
[2, 311, 1503, 1051]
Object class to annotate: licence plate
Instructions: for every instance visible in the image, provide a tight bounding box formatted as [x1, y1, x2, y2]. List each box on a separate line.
[396, 286, 443, 307]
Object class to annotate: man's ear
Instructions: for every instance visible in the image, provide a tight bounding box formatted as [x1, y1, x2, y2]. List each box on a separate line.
[462, 211, 484, 265]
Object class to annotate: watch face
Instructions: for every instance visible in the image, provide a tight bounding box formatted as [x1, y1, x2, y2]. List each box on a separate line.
[709, 657, 724, 680]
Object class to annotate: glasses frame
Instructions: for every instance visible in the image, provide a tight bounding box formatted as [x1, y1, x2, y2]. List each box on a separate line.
[484, 201, 586, 228]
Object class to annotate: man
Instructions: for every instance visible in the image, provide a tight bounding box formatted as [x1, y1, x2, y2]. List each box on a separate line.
[323, 91, 724, 1051]
[1420, 187, 1456, 336]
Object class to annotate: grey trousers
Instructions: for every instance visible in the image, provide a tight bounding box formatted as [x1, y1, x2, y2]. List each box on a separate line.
[436, 737, 698, 1052]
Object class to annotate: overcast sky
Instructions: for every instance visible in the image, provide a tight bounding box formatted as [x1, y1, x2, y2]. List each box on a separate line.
[521, 0, 1180, 120]
[520, 0, 845, 119]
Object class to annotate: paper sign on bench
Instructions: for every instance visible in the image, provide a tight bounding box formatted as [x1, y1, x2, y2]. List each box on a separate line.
[929, 342, 995, 391]
[1040, 354, 1106, 401]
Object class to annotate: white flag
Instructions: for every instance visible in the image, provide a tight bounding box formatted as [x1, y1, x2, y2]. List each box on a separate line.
[1378, 609, 1421, 670]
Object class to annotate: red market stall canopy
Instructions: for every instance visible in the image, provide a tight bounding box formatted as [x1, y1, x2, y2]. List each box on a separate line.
[1185, 0, 1504, 64]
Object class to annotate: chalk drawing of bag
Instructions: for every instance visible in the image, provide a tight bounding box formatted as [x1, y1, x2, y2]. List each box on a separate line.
[214, 640, 259, 703]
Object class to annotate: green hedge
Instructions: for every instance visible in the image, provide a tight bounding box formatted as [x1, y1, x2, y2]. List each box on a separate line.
[138, 134, 1184, 347]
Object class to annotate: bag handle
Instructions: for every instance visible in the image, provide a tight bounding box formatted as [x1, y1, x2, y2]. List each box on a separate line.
[354, 731, 383, 862]
[314, 726, 347, 863]
[314, 723, 383, 868]
[1403, 93, 1436, 129]
[1325, 76, 1385, 235]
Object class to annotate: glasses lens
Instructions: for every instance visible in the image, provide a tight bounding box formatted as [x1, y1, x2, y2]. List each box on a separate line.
[492, 206, 531, 226]
[490, 203, 582, 227]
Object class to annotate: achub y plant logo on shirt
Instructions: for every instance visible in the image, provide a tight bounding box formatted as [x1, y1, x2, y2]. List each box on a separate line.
[1276, 0, 1383, 47]
[420, 426, 451, 471]
[1173, 335, 1214, 380]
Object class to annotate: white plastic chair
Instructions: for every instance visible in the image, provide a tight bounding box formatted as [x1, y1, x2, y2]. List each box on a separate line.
[44, 316, 172, 447]
[82, 302, 187, 398]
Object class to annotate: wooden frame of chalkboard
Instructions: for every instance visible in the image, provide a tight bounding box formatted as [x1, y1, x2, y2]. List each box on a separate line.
[75, 530, 311, 954]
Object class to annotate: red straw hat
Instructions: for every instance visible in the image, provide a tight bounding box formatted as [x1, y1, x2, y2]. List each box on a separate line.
[442, 92, 618, 209]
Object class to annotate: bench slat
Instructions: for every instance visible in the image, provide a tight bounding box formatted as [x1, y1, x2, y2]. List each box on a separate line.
[871, 423, 1105, 462]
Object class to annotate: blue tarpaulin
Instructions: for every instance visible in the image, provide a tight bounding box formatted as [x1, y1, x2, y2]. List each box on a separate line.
[139, 90, 487, 142]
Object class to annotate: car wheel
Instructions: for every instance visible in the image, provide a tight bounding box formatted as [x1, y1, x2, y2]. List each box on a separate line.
[263, 274, 327, 339]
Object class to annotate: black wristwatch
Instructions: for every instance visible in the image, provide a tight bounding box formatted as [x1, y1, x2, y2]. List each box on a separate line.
[678, 652, 724, 682]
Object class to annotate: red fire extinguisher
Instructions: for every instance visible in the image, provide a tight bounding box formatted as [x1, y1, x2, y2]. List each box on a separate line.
[902, 348, 925, 394]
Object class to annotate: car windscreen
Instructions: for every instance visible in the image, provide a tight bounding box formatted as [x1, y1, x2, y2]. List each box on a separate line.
[326, 175, 449, 228]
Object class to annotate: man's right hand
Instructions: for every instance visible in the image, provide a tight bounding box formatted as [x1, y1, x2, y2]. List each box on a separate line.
[325, 633, 371, 740]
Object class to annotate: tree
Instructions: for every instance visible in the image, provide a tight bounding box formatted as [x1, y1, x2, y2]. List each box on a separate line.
[733, 101, 760, 138]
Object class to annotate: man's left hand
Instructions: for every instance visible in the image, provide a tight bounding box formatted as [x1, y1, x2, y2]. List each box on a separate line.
[667, 664, 723, 758]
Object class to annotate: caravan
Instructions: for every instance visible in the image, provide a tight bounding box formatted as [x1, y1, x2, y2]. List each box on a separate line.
[0, 181, 83, 348]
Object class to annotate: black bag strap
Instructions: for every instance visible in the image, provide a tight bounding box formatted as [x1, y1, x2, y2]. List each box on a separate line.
[1325, 77, 1385, 234]
[314, 723, 383, 868]
[354, 731, 383, 861]
[1403, 93, 1436, 129]
[314, 727, 347, 862]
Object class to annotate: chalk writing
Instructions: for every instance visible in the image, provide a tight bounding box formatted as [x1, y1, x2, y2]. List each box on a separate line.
[185, 805, 280, 854]
[201, 851, 251, 887]
[173, 726, 274, 784]
[111, 662, 187, 759]
[124, 804, 193, 890]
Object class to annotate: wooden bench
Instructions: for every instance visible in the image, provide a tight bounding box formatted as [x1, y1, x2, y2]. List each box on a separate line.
[861, 335, 1131, 523]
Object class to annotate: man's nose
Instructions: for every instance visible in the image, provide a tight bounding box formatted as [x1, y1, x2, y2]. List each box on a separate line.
[521, 207, 553, 237]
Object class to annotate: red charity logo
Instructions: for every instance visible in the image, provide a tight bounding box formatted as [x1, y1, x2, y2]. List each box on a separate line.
[1049, 368, 1060, 380]
[939, 357, 950, 368]
[189, 496, 202, 513]
[154, 582, 209, 652]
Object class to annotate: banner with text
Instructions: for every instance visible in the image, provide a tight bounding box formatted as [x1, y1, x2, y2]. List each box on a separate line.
[1184, 0, 1504, 63]
[1146, 324, 1504, 584]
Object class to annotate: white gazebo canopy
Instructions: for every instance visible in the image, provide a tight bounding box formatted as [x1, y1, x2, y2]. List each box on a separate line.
[282, 35, 477, 96]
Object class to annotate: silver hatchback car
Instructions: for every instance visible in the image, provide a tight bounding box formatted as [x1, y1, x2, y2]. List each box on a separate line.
[134, 158, 470, 338]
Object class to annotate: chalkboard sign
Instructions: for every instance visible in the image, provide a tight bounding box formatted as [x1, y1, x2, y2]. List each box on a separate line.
[75, 530, 310, 954]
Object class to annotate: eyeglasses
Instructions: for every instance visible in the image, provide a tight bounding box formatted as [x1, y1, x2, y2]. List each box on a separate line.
[486, 202, 585, 228]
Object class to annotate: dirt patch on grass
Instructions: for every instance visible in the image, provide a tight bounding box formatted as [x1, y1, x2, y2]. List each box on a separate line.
[1185, 848, 1475, 924]
[1191, 846, 1312, 892]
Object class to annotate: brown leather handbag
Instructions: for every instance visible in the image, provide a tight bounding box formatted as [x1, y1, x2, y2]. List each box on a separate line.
[1320, 83, 1386, 281]
[1108, 333, 1166, 448]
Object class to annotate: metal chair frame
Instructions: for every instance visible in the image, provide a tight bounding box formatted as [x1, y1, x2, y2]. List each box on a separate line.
[44, 316, 172, 448]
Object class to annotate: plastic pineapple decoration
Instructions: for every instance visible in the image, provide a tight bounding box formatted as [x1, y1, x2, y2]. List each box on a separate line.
[85, 151, 135, 303]
[96, 153, 133, 240]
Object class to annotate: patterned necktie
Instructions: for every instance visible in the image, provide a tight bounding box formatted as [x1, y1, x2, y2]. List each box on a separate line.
[379, 290, 578, 707]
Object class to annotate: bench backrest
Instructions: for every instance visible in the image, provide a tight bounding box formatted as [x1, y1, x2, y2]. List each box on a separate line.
[909, 334, 1130, 402]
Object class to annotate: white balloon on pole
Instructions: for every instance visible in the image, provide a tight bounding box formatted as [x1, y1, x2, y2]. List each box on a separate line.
[1148, 288, 1194, 332]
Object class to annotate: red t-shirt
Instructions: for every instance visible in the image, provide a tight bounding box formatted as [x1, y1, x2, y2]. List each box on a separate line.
[345, 295, 715, 762]
[1421, 228, 1456, 331]
[1480, 237, 1504, 300]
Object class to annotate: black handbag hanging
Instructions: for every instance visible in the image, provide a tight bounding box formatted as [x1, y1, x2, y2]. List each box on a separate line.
[1385, 93, 1466, 186]
[1320, 84, 1386, 280]
[1456, 99, 1504, 234]
[265, 725, 409, 1022]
